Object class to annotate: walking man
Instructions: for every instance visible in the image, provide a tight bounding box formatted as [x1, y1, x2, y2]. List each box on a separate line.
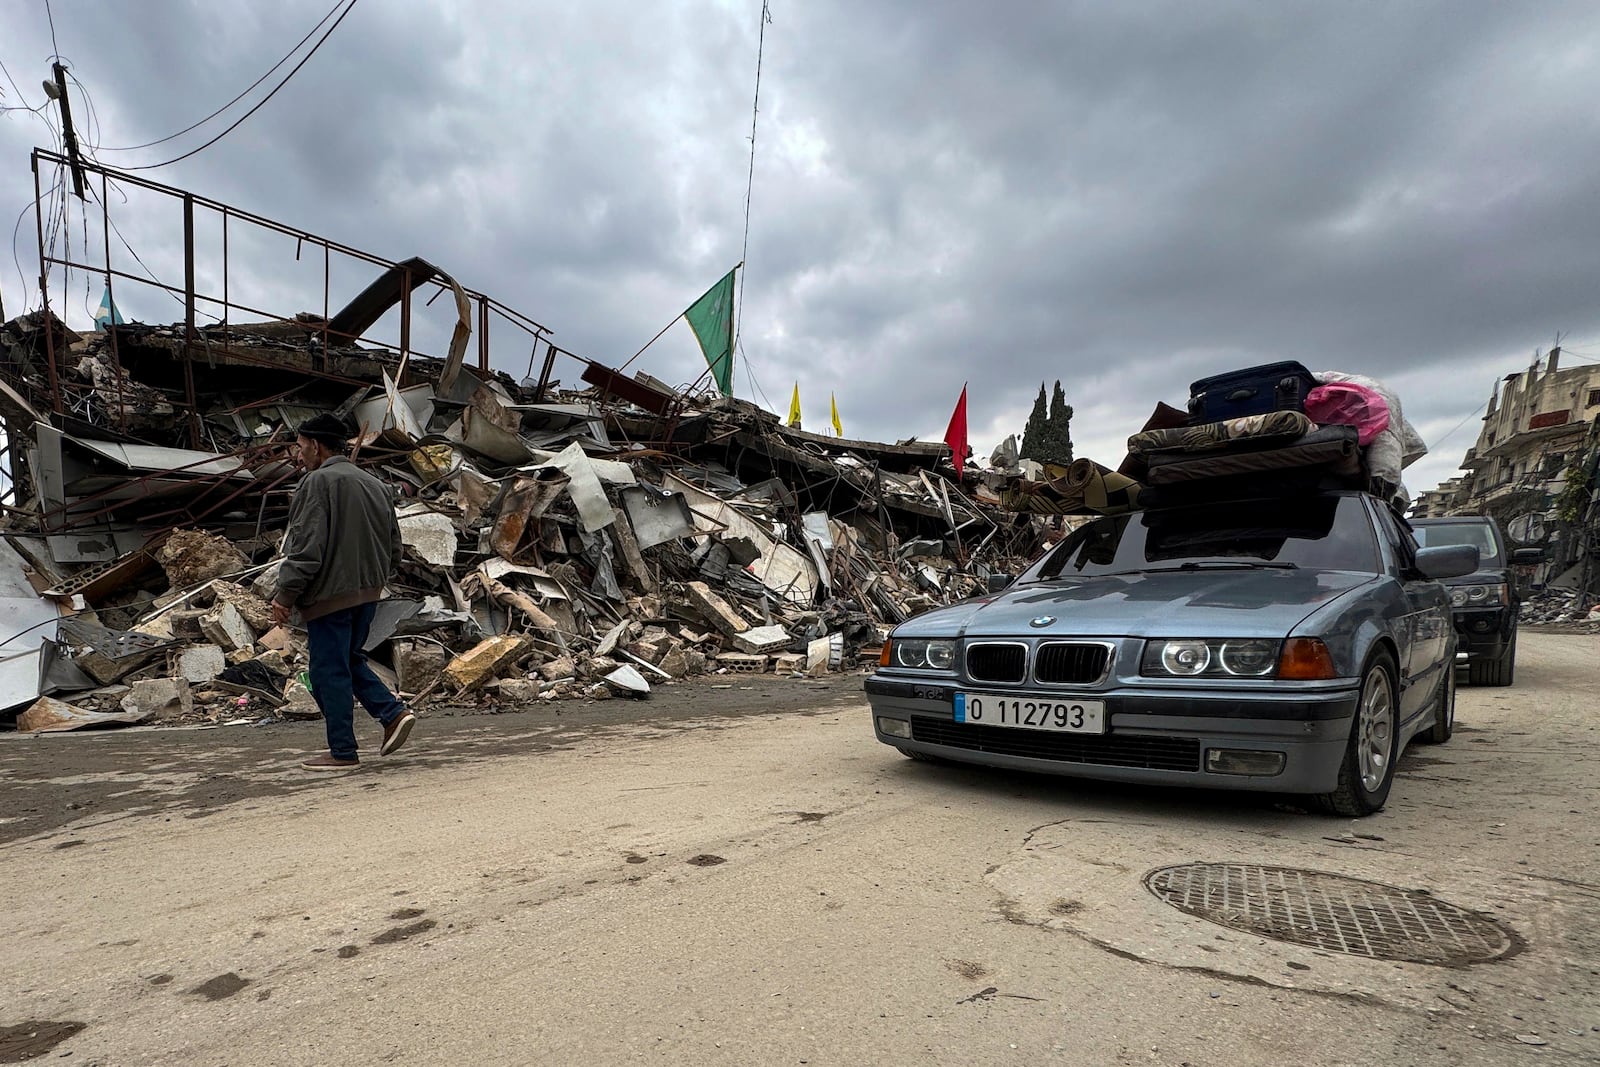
[272, 413, 416, 770]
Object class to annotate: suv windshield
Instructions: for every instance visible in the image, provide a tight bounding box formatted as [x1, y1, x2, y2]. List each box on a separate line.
[1020, 494, 1380, 581]
[1412, 522, 1501, 565]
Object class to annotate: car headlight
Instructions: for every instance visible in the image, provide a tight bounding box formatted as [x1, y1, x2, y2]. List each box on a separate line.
[888, 638, 957, 672]
[1143, 639, 1281, 678]
[1450, 584, 1505, 608]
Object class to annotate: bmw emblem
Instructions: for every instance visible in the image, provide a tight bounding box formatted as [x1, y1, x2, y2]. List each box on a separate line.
[1030, 616, 1056, 628]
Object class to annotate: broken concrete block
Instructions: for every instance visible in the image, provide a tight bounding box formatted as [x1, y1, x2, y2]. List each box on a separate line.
[213, 582, 274, 632]
[585, 683, 614, 701]
[493, 679, 543, 705]
[658, 645, 690, 678]
[169, 608, 209, 639]
[250, 562, 281, 601]
[257, 626, 296, 652]
[157, 529, 250, 589]
[176, 644, 227, 685]
[133, 615, 175, 641]
[120, 677, 193, 721]
[253, 650, 289, 675]
[398, 511, 459, 567]
[538, 654, 577, 682]
[715, 652, 769, 674]
[200, 602, 255, 653]
[603, 665, 651, 698]
[280, 679, 322, 720]
[392, 640, 449, 694]
[773, 653, 806, 675]
[733, 624, 790, 654]
[683, 581, 750, 636]
[444, 635, 526, 691]
[684, 650, 709, 676]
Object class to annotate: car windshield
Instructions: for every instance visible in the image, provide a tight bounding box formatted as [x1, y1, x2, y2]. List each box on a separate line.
[1020, 494, 1380, 581]
[1412, 522, 1501, 565]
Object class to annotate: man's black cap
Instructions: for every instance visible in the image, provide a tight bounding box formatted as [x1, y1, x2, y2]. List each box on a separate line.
[296, 412, 352, 449]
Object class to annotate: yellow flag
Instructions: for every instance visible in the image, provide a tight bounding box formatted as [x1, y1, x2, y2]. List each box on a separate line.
[787, 382, 802, 428]
[831, 393, 842, 437]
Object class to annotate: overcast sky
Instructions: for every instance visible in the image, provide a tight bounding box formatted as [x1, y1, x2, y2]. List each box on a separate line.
[5, 0, 1600, 498]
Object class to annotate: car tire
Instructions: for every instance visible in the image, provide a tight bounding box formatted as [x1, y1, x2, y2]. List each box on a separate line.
[1421, 647, 1456, 744]
[1468, 629, 1516, 687]
[1319, 651, 1400, 817]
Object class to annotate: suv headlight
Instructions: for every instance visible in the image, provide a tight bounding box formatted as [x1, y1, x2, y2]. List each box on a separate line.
[1143, 638, 1281, 678]
[888, 638, 957, 672]
[1450, 584, 1506, 608]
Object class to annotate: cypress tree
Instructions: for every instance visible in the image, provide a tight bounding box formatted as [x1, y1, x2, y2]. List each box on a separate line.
[1019, 383, 1049, 462]
[1046, 380, 1075, 464]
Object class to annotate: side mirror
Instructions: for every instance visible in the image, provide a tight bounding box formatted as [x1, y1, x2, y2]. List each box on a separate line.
[1415, 545, 1479, 581]
[986, 573, 1015, 594]
[1510, 548, 1545, 566]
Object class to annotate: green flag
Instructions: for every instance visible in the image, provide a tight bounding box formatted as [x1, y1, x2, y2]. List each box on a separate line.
[684, 267, 737, 396]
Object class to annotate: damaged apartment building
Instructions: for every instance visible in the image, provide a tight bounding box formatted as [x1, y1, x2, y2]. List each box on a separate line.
[0, 152, 1054, 731]
[1413, 348, 1600, 603]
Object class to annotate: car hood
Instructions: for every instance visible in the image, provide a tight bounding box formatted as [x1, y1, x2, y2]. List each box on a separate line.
[1437, 569, 1507, 587]
[898, 568, 1379, 640]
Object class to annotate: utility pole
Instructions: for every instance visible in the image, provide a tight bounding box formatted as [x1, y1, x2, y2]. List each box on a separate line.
[50, 62, 87, 201]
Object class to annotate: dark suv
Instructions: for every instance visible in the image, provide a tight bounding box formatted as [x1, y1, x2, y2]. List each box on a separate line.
[1410, 516, 1541, 686]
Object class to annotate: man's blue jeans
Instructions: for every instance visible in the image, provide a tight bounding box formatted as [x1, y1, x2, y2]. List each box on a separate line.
[306, 603, 406, 761]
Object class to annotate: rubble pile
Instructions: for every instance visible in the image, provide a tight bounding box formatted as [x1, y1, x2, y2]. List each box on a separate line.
[0, 282, 1052, 732]
[1520, 588, 1600, 627]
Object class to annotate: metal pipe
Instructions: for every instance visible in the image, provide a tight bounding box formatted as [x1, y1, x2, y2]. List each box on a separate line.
[33, 154, 60, 415]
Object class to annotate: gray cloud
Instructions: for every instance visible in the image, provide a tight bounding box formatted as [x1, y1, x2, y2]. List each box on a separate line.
[5, 0, 1600, 499]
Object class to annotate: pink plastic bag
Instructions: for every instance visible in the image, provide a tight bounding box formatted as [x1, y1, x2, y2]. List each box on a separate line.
[1305, 383, 1390, 446]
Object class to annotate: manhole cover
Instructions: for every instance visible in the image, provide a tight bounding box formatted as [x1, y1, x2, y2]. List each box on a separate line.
[1144, 863, 1519, 965]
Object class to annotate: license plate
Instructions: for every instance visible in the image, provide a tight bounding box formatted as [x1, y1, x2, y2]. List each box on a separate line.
[954, 692, 1107, 734]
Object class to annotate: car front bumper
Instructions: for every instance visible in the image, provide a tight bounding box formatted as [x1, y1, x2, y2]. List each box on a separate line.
[864, 675, 1359, 795]
[1450, 606, 1514, 659]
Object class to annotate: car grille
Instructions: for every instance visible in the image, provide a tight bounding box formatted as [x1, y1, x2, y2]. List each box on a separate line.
[911, 718, 1201, 772]
[1034, 642, 1110, 684]
[966, 643, 1026, 683]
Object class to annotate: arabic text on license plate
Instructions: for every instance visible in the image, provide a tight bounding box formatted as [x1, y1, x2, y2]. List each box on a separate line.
[954, 693, 1106, 734]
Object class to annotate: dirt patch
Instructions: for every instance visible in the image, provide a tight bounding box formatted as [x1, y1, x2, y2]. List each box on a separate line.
[686, 854, 726, 867]
[792, 811, 830, 823]
[190, 972, 251, 1001]
[371, 919, 437, 945]
[947, 959, 990, 980]
[0, 1020, 85, 1063]
[50, 840, 85, 850]
[388, 907, 426, 920]
[337, 945, 360, 959]
[0, 673, 866, 847]
[1049, 899, 1084, 917]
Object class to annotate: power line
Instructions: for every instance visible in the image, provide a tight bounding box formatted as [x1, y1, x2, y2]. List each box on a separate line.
[116, 0, 361, 171]
[1426, 399, 1492, 453]
[43, 0, 61, 60]
[91, 0, 348, 154]
[734, 0, 772, 354]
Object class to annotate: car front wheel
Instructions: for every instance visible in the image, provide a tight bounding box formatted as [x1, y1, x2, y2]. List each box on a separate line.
[1468, 629, 1516, 687]
[1421, 647, 1456, 744]
[1320, 651, 1400, 817]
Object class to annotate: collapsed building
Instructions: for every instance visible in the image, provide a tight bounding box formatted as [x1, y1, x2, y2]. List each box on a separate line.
[0, 154, 1056, 731]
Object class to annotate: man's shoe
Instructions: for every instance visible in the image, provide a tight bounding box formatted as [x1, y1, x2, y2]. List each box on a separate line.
[380, 712, 416, 757]
[302, 754, 360, 771]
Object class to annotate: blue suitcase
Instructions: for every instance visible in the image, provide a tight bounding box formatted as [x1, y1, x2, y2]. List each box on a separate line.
[1187, 361, 1318, 425]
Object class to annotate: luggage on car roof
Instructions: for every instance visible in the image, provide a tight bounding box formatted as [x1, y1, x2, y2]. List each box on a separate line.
[1187, 361, 1318, 425]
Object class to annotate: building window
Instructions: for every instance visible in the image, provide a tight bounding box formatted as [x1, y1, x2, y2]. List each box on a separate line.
[1588, 388, 1600, 407]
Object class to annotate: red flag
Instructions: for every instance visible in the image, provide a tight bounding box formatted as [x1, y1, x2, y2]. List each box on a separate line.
[944, 384, 969, 478]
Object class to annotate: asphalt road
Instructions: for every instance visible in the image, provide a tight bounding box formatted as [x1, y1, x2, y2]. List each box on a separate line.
[1, 632, 1596, 1066]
